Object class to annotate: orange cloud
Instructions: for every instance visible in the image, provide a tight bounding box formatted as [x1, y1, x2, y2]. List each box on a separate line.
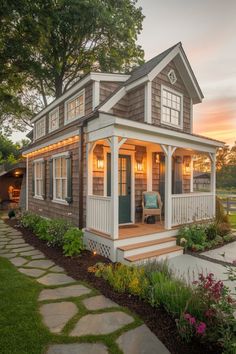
[193, 97, 236, 146]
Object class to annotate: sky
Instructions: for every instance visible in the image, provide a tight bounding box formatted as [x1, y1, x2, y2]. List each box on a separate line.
[137, 0, 236, 146]
[12, 0, 236, 146]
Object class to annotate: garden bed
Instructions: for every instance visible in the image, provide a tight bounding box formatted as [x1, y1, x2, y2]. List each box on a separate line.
[5, 217, 222, 354]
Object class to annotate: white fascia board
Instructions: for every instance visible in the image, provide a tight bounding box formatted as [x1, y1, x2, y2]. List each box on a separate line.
[125, 76, 148, 91]
[90, 72, 130, 82]
[98, 86, 127, 112]
[22, 130, 80, 155]
[93, 113, 224, 150]
[31, 75, 91, 123]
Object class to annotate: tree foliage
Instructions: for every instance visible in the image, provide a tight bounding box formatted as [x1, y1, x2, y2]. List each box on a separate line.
[0, 0, 144, 132]
[216, 142, 236, 189]
[0, 134, 29, 166]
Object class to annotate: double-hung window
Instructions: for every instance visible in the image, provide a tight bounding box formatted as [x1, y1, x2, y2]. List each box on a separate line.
[65, 90, 85, 123]
[49, 108, 59, 132]
[161, 87, 183, 128]
[34, 160, 44, 198]
[35, 117, 46, 140]
[53, 156, 67, 202]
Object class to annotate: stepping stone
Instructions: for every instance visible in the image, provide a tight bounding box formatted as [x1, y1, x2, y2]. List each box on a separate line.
[31, 254, 46, 260]
[25, 259, 55, 269]
[50, 265, 65, 273]
[10, 257, 28, 267]
[19, 250, 42, 256]
[83, 295, 119, 310]
[46, 343, 108, 354]
[18, 268, 45, 278]
[40, 302, 77, 333]
[116, 324, 170, 354]
[70, 312, 134, 336]
[37, 273, 75, 286]
[0, 249, 9, 254]
[5, 243, 27, 249]
[1, 253, 18, 259]
[39, 284, 91, 301]
[9, 239, 25, 244]
[11, 246, 34, 253]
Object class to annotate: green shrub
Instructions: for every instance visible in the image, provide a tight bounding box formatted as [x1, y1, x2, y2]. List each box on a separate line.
[34, 218, 51, 241]
[46, 219, 72, 247]
[205, 223, 217, 241]
[223, 234, 234, 243]
[63, 227, 84, 257]
[177, 224, 206, 250]
[143, 259, 173, 279]
[21, 212, 41, 232]
[8, 209, 16, 219]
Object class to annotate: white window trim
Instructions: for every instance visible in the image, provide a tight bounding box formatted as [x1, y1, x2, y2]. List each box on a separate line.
[52, 153, 69, 205]
[33, 159, 44, 198]
[49, 107, 60, 133]
[34, 116, 46, 140]
[64, 89, 85, 125]
[161, 85, 183, 130]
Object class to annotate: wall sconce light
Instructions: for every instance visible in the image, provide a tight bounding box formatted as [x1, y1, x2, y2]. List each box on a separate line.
[155, 153, 160, 164]
[14, 171, 20, 177]
[136, 161, 143, 172]
[184, 162, 191, 174]
[97, 158, 104, 169]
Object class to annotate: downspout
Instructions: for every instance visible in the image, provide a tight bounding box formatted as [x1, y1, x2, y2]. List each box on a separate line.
[78, 124, 84, 229]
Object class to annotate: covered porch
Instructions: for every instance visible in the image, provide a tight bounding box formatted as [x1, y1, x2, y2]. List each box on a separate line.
[85, 122, 217, 240]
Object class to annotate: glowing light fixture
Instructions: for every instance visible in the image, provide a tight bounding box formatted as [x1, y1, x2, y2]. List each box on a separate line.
[184, 162, 191, 174]
[155, 154, 160, 164]
[136, 161, 143, 172]
[97, 158, 104, 169]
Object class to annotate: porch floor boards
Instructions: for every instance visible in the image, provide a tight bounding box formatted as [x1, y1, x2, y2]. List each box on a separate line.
[118, 222, 165, 239]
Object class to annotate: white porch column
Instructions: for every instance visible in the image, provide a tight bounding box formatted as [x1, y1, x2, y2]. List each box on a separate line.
[161, 145, 176, 230]
[146, 147, 152, 191]
[209, 152, 216, 217]
[110, 136, 119, 239]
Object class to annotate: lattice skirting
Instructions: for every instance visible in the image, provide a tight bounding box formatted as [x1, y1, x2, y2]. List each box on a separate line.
[87, 238, 111, 259]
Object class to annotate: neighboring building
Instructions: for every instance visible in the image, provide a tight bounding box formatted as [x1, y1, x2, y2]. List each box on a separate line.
[0, 161, 26, 209]
[23, 43, 224, 263]
[193, 172, 211, 192]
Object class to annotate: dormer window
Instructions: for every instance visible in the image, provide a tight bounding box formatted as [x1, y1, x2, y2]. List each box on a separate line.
[49, 107, 59, 132]
[161, 86, 183, 129]
[65, 90, 85, 124]
[35, 117, 46, 140]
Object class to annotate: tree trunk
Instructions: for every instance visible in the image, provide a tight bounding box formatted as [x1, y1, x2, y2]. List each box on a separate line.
[55, 76, 63, 98]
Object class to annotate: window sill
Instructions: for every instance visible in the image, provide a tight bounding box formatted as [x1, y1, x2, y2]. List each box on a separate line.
[161, 121, 183, 130]
[33, 195, 44, 200]
[52, 199, 69, 206]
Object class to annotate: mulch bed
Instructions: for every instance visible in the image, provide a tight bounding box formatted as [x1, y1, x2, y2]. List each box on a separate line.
[5, 218, 221, 354]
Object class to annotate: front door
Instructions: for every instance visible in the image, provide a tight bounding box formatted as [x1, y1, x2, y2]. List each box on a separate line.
[107, 153, 131, 224]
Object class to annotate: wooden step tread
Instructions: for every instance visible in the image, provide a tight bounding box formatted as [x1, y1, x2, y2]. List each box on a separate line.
[125, 245, 183, 262]
[118, 237, 176, 251]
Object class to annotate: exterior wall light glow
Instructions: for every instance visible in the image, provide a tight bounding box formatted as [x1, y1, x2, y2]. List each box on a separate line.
[136, 162, 143, 172]
[155, 154, 160, 164]
[97, 158, 104, 169]
[184, 162, 191, 174]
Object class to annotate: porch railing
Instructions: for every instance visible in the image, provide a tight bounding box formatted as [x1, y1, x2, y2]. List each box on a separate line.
[171, 192, 214, 226]
[87, 195, 112, 235]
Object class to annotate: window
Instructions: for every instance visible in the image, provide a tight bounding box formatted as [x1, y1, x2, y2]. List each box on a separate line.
[65, 90, 85, 123]
[53, 156, 67, 201]
[35, 117, 46, 139]
[34, 161, 43, 197]
[49, 108, 59, 132]
[161, 87, 182, 128]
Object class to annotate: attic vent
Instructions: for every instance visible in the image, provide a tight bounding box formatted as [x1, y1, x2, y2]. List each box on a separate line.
[168, 69, 177, 85]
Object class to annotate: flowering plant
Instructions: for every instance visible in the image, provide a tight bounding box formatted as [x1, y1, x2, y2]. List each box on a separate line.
[176, 313, 206, 342]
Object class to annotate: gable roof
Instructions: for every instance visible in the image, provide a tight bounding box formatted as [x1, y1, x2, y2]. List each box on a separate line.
[125, 43, 179, 86]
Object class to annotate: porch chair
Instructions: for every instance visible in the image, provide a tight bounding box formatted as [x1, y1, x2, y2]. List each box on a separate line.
[142, 191, 163, 224]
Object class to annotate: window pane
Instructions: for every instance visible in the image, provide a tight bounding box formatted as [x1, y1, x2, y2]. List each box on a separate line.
[62, 179, 67, 199]
[61, 158, 66, 177]
[67, 93, 84, 121]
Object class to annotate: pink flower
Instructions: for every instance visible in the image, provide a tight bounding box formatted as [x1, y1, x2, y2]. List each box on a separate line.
[196, 322, 206, 335]
[184, 313, 196, 325]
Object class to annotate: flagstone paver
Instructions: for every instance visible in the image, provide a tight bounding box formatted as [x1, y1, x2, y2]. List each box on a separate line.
[0, 220, 170, 354]
[116, 324, 170, 354]
[39, 284, 91, 301]
[37, 273, 75, 286]
[18, 268, 46, 278]
[40, 302, 78, 333]
[82, 295, 119, 310]
[70, 312, 134, 336]
[25, 259, 55, 269]
[46, 343, 108, 354]
[10, 257, 28, 267]
[50, 265, 65, 273]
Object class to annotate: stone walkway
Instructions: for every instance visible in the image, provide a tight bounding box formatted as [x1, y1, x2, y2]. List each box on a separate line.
[0, 219, 169, 354]
[201, 240, 236, 264]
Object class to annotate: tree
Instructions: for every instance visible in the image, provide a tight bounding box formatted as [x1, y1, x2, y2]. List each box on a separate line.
[0, 0, 144, 132]
[0, 134, 29, 166]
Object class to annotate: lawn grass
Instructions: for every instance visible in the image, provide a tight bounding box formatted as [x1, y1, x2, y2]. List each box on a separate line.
[229, 213, 236, 229]
[0, 257, 51, 354]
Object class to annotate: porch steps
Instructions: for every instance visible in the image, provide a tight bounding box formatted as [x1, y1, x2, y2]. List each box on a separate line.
[124, 245, 183, 264]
